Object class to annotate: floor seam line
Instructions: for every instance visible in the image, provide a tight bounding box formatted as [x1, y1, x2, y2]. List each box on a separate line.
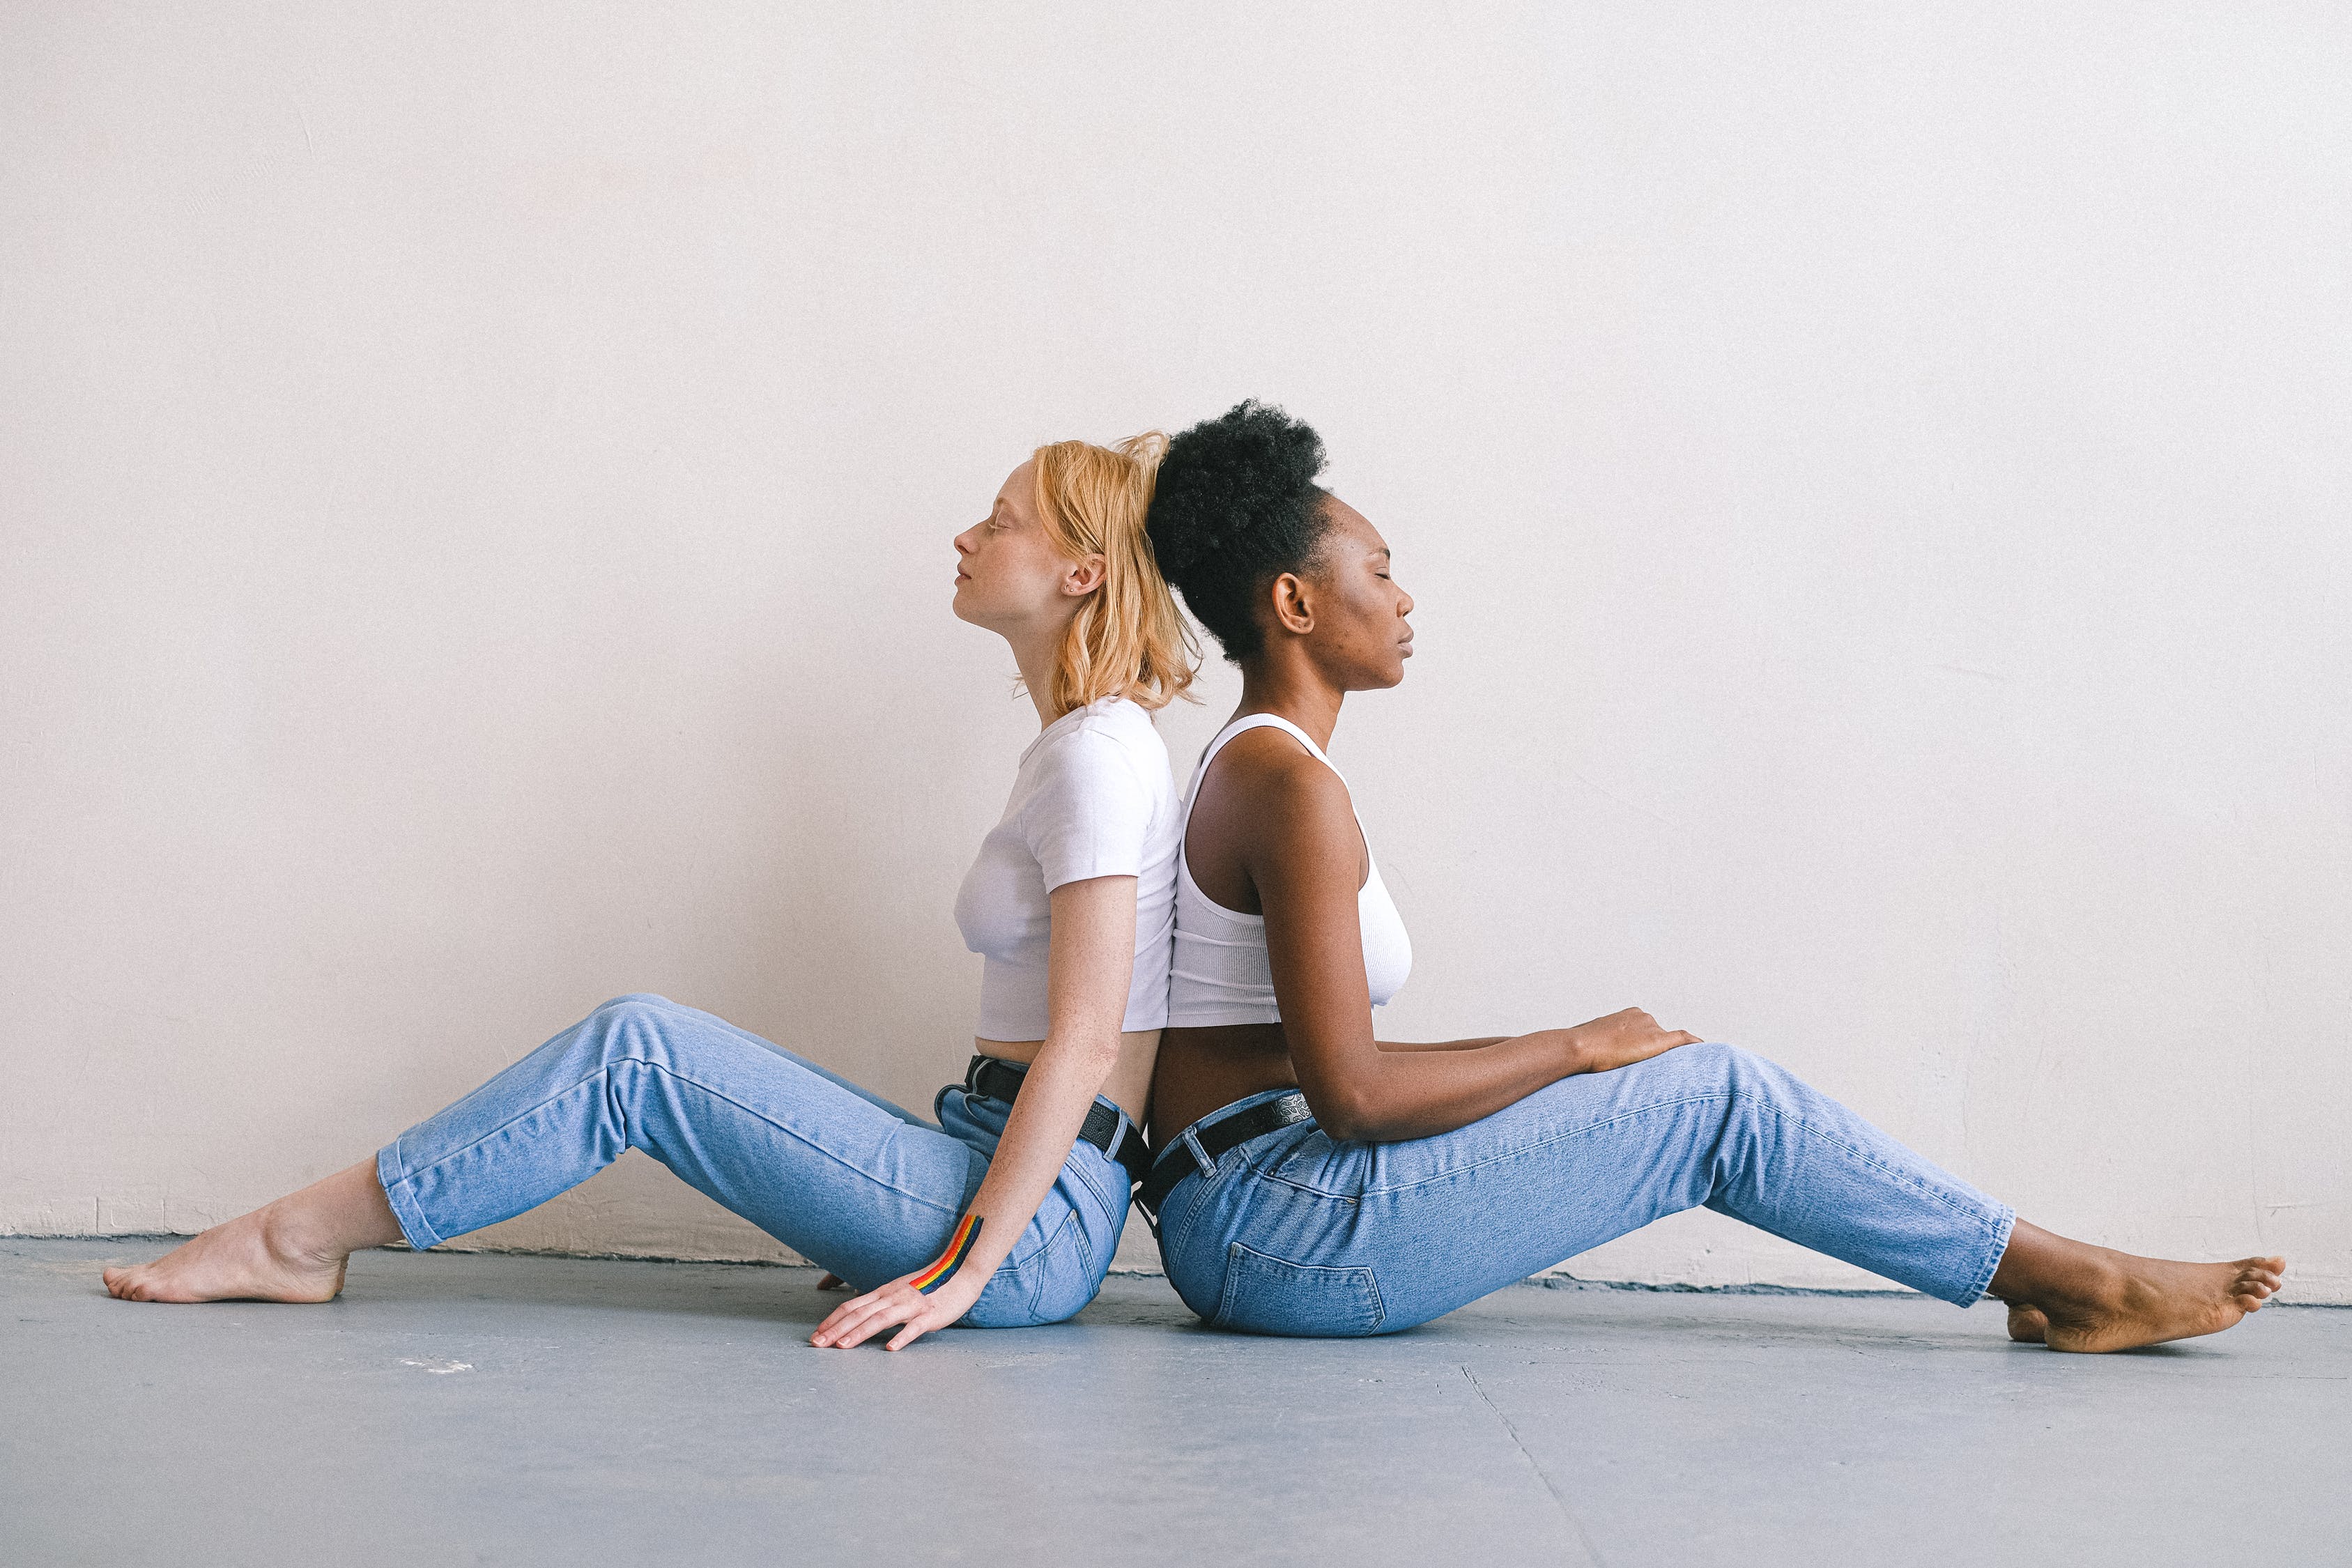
[1461, 1362, 1610, 1568]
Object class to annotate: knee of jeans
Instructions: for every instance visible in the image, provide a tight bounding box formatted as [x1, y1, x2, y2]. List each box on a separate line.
[1667, 1039, 1746, 1084]
[1684, 1041, 1802, 1107]
[599, 992, 673, 1012]
[1661, 1040, 1772, 1100]
[588, 994, 680, 1058]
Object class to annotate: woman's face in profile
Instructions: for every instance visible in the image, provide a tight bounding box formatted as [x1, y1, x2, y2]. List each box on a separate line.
[952, 460, 1079, 633]
[1309, 496, 1415, 690]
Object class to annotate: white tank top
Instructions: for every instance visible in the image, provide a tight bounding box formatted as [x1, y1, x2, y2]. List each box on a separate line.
[1166, 714, 1412, 1027]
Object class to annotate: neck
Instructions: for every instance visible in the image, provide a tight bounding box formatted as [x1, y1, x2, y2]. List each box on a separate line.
[1004, 615, 1075, 729]
[1234, 654, 1345, 751]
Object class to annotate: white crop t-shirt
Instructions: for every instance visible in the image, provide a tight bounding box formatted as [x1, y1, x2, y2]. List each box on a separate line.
[954, 695, 1181, 1040]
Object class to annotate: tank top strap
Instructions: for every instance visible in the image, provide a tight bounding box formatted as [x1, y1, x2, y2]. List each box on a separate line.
[1186, 713, 1345, 802]
[1182, 712, 1371, 859]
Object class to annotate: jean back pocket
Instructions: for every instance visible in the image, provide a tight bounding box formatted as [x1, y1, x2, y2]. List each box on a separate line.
[1212, 1240, 1386, 1337]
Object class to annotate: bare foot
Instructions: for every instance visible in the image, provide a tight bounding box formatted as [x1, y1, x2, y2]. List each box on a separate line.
[101, 1158, 399, 1304]
[2006, 1303, 2049, 1343]
[103, 1208, 348, 1303]
[2036, 1252, 2285, 1353]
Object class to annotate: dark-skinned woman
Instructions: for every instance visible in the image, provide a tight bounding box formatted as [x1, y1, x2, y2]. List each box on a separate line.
[1136, 399, 2283, 1353]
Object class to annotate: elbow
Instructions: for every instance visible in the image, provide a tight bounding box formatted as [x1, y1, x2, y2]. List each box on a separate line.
[1305, 1084, 1381, 1144]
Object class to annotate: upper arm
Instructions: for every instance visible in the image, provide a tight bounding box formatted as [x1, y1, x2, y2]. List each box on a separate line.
[1023, 728, 1153, 1051]
[1044, 875, 1139, 1056]
[1020, 730, 1155, 892]
[1238, 757, 1381, 1120]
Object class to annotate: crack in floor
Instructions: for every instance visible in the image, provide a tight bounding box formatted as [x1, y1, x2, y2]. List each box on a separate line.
[1463, 1362, 1608, 1567]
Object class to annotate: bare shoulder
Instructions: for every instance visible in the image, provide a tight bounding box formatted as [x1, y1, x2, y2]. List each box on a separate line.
[1198, 728, 1353, 838]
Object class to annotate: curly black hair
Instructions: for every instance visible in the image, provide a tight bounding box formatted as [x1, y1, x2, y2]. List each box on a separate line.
[1145, 400, 1332, 662]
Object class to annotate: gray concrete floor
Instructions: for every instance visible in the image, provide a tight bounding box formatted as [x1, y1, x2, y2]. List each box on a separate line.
[5, 1238, 2346, 1567]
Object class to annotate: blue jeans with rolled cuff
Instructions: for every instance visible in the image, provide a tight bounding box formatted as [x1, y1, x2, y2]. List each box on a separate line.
[376, 993, 1134, 1328]
[1152, 1041, 2016, 1337]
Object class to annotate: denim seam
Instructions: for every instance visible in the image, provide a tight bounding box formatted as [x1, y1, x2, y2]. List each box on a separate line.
[1347, 1089, 1735, 1197]
[399, 1055, 968, 1220]
[1158, 1144, 1247, 1268]
[1158, 1172, 1206, 1263]
[1742, 1097, 2008, 1232]
[1020, 1206, 1091, 1320]
[1061, 1140, 1125, 1225]
[1243, 1143, 1362, 1206]
[1353, 1087, 2006, 1236]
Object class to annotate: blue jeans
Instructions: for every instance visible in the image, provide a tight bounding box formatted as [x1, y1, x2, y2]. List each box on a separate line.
[376, 994, 1135, 1328]
[1153, 1042, 2017, 1336]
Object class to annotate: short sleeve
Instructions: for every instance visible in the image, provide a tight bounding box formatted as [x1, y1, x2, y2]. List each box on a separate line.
[1018, 727, 1154, 893]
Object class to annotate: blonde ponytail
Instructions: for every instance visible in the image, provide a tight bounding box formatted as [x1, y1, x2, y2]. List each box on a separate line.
[1028, 431, 1198, 716]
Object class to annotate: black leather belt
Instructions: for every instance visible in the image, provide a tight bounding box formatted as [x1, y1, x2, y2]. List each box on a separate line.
[961, 1054, 1151, 1188]
[1137, 1090, 1316, 1218]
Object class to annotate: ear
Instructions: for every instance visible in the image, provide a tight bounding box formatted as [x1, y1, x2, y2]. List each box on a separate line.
[1266, 571, 1314, 636]
[1061, 553, 1107, 597]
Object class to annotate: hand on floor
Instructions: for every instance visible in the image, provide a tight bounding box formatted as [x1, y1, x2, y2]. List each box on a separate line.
[809, 1264, 986, 1351]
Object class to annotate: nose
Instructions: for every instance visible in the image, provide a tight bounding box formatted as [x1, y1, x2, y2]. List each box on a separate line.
[953, 526, 976, 558]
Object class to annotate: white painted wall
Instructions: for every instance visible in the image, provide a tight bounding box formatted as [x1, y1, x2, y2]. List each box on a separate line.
[5, 3, 2346, 1299]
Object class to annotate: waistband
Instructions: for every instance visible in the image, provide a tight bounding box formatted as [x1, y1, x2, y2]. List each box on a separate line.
[958, 1053, 1151, 1188]
[1139, 1087, 1316, 1220]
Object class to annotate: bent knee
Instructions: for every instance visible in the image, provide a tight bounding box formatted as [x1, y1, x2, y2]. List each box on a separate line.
[584, 994, 690, 1057]
[1662, 1039, 1773, 1086]
[591, 992, 682, 1028]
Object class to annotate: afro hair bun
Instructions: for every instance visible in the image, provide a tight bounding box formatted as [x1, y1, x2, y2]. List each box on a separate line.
[1145, 400, 1330, 661]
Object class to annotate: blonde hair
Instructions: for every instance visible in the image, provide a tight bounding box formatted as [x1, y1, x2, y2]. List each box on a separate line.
[1027, 431, 1199, 717]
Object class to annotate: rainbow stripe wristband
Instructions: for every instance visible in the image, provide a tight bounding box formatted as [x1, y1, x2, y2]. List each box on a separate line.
[910, 1213, 983, 1295]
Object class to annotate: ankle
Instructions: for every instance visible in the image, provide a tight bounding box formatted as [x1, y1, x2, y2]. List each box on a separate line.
[2045, 1251, 2129, 1317]
[257, 1197, 349, 1268]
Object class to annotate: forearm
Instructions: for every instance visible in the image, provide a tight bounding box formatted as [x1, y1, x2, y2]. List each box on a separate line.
[1312, 1029, 1580, 1142]
[810, 875, 1139, 1352]
[953, 1035, 1119, 1282]
[1375, 1036, 1509, 1053]
[935, 871, 1136, 1286]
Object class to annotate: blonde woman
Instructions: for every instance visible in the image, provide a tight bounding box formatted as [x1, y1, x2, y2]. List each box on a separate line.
[105, 434, 1194, 1351]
